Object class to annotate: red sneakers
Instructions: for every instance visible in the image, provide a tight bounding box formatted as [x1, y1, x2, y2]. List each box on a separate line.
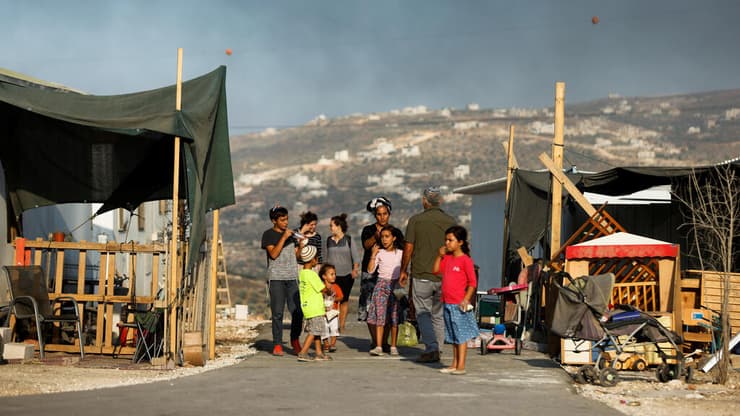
[291, 339, 302, 355]
[272, 344, 284, 356]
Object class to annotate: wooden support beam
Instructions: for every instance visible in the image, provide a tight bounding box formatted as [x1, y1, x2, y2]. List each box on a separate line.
[671, 254, 683, 338]
[550, 82, 565, 257]
[169, 47, 184, 361]
[208, 209, 220, 360]
[538, 152, 598, 218]
[104, 253, 115, 348]
[517, 246, 533, 267]
[501, 130, 519, 171]
[500, 124, 517, 285]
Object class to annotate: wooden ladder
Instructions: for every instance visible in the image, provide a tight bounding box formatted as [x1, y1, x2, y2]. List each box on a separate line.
[215, 234, 232, 310]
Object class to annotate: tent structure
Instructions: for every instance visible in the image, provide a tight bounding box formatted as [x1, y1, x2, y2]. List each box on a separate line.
[506, 162, 740, 263]
[0, 66, 235, 268]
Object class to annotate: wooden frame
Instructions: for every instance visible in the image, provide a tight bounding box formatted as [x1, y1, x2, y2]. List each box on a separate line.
[13, 237, 166, 356]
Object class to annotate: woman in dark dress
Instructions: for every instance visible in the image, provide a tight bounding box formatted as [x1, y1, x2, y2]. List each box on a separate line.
[359, 196, 392, 348]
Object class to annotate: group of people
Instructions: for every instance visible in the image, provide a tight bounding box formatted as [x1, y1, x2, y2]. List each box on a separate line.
[260, 186, 478, 374]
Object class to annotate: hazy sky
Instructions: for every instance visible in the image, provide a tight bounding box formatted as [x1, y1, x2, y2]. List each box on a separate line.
[2, 1, 739, 133]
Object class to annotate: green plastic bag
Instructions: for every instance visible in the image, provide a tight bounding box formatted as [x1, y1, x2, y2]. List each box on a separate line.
[394, 321, 418, 347]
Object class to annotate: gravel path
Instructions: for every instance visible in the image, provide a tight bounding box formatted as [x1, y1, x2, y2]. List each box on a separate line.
[0, 318, 262, 397]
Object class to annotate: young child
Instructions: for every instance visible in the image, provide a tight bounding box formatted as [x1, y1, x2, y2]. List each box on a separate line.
[366, 225, 404, 356]
[319, 264, 344, 353]
[297, 245, 332, 362]
[433, 225, 477, 375]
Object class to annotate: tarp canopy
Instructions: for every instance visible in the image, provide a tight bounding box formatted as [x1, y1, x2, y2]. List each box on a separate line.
[0, 66, 235, 268]
[507, 161, 740, 255]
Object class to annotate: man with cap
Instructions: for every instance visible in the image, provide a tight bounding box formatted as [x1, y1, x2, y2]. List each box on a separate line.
[400, 186, 456, 363]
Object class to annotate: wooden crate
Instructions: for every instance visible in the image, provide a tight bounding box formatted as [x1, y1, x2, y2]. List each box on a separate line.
[700, 271, 740, 337]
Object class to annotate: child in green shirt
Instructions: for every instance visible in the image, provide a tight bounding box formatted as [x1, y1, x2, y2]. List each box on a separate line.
[297, 245, 332, 362]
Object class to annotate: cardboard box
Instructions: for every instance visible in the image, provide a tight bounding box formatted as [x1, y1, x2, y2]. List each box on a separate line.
[2, 342, 34, 361]
[561, 338, 593, 365]
[479, 316, 500, 325]
[235, 304, 249, 320]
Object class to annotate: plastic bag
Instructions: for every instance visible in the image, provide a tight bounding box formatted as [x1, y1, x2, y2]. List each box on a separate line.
[394, 321, 418, 347]
[326, 309, 339, 321]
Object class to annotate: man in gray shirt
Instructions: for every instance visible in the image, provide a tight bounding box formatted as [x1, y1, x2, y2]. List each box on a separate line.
[261, 206, 303, 356]
[400, 186, 456, 363]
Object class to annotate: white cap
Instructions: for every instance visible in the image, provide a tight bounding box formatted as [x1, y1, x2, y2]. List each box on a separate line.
[300, 245, 317, 263]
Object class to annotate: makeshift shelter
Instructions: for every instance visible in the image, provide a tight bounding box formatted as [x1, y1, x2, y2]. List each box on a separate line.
[0, 66, 235, 268]
[0, 65, 235, 360]
[506, 163, 740, 273]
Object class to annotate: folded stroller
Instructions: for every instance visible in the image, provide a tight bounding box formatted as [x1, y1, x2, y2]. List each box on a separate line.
[551, 272, 688, 386]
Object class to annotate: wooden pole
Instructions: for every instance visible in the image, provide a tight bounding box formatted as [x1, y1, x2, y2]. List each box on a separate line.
[550, 82, 565, 259]
[539, 152, 597, 219]
[500, 124, 517, 286]
[207, 209, 220, 360]
[168, 48, 183, 360]
[505, 125, 516, 205]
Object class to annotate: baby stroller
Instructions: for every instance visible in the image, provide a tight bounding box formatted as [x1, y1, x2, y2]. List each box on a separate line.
[551, 272, 687, 387]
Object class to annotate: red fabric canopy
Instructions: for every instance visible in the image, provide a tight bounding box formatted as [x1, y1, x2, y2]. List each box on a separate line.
[565, 232, 678, 259]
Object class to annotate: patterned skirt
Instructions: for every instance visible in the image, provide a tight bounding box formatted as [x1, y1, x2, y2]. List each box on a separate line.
[366, 278, 399, 327]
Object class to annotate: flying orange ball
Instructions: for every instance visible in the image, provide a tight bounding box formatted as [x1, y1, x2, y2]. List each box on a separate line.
[592, 16, 599, 24]
[225, 48, 233, 56]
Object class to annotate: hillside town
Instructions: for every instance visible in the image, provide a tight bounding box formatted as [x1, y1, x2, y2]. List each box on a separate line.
[1, 3, 740, 416]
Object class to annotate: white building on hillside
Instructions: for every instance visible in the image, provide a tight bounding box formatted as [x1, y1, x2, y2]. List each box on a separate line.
[401, 145, 420, 157]
[453, 164, 470, 179]
[367, 169, 405, 188]
[334, 150, 349, 161]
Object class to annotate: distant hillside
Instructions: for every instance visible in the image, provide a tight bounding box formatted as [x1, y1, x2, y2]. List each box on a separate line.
[220, 89, 740, 293]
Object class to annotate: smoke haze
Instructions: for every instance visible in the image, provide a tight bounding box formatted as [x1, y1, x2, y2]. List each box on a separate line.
[2, 0, 739, 132]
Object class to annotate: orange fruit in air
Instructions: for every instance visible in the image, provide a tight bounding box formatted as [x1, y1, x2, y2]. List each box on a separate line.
[225, 48, 233, 56]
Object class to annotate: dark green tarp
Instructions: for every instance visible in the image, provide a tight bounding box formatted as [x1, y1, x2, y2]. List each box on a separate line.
[0, 66, 235, 269]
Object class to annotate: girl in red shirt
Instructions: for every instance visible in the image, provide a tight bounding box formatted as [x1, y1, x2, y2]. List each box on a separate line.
[433, 225, 477, 375]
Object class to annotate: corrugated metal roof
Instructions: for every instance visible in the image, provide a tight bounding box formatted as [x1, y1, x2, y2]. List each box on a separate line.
[584, 184, 671, 205]
[0, 67, 85, 94]
[454, 173, 672, 204]
[453, 177, 507, 194]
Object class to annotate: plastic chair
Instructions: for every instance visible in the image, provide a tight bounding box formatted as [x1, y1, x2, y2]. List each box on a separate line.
[2, 265, 84, 359]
